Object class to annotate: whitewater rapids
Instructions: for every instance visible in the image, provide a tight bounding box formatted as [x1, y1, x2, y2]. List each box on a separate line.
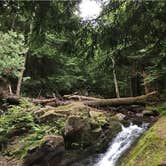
[94, 123, 148, 166]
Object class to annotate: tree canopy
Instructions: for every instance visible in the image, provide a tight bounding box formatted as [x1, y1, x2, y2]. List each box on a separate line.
[0, 0, 165, 98]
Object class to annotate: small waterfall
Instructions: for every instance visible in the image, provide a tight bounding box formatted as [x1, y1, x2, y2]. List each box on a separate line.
[93, 123, 148, 166]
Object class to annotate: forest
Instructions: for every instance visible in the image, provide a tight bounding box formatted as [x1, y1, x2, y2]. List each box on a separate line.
[0, 1, 166, 166]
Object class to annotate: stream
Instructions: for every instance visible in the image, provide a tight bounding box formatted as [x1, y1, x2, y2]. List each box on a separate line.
[73, 123, 148, 166]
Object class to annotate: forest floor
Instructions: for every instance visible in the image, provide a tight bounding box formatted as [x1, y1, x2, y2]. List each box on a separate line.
[0, 97, 165, 166]
[120, 115, 166, 166]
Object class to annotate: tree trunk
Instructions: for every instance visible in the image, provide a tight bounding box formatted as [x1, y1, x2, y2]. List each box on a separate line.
[142, 70, 150, 94]
[8, 84, 13, 95]
[111, 57, 120, 98]
[16, 52, 28, 97]
[84, 91, 158, 107]
[16, 17, 33, 97]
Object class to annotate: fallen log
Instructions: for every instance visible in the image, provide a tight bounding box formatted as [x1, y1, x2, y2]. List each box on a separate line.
[83, 91, 158, 107]
[31, 98, 58, 104]
[64, 95, 99, 101]
[30, 97, 69, 106]
[1, 95, 64, 106]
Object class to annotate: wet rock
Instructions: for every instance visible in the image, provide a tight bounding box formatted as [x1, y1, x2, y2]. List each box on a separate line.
[143, 110, 159, 117]
[111, 113, 126, 121]
[136, 113, 143, 117]
[117, 106, 128, 114]
[24, 135, 65, 166]
[128, 105, 145, 112]
[93, 121, 121, 152]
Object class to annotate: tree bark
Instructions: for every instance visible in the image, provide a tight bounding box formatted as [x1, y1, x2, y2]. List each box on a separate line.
[16, 17, 33, 97]
[84, 91, 158, 107]
[31, 98, 61, 105]
[8, 84, 13, 95]
[142, 70, 150, 94]
[111, 57, 120, 98]
[64, 95, 98, 101]
[16, 52, 28, 97]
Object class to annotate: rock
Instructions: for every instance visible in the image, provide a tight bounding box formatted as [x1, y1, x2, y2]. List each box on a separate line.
[136, 113, 143, 117]
[111, 113, 126, 121]
[89, 110, 105, 118]
[92, 121, 121, 152]
[89, 110, 108, 127]
[108, 107, 118, 112]
[64, 115, 91, 148]
[142, 110, 159, 116]
[128, 105, 145, 112]
[117, 106, 128, 113]
[65, 115, 87, 136]
[24, 135, 65, 166]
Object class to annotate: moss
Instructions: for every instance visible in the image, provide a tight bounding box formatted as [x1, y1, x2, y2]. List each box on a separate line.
[0, 99, 50, 159]
[46, 117, 66, 135]
[54, 104, 73, 111]
[0, 105, 35, 146]
[89, 111, 108, 128]
[120, 116, 166, 166]
[2, 123, 50, 159]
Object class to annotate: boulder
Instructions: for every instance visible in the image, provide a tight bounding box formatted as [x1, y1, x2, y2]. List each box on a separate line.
[89, 110, 108, 127]
[64, 115, 91, 148]
[92, 121, 121, 152]
[24, 135, 65, 166]
[64, 115, 87, 136]
[111, 113, 126, 121]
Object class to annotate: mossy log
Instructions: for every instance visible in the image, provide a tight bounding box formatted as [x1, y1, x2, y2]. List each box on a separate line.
[83, 91, 158, 107]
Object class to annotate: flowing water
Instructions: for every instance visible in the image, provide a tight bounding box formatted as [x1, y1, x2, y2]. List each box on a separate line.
[73, 123, 148, 166]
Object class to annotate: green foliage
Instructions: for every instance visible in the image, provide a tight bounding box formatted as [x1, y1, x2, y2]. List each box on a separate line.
[9, 125, 48, 159]
[146, 102, 166, 115]
[0, 31, 27, 78]
[0, 105, 34, 146]
[0, 0, 165, 98]
[96, 1, 166, 94]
